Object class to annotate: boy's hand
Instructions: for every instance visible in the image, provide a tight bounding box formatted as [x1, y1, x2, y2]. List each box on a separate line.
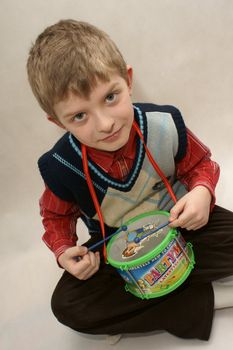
[169, 185, 212, 231]
[58, 246, 100, 280]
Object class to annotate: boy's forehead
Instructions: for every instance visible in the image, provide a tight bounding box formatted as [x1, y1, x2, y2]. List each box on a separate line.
[92, 74, 125, 92]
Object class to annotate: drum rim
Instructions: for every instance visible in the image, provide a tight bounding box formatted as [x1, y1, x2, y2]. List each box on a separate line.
[107, 210, 177, 269]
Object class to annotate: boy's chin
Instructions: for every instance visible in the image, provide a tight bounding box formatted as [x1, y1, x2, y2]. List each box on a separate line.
[99, 139, 129, 152]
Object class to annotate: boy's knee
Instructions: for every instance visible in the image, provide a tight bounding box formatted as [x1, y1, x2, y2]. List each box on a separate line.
[51, 286, 95, 332]
[51, 287, 64, 321]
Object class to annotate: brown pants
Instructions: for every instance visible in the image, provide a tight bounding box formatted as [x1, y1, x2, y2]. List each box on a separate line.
[51, 206, 233, 340]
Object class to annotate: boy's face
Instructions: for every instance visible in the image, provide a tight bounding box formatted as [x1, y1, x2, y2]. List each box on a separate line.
[51, 67, 134, 152]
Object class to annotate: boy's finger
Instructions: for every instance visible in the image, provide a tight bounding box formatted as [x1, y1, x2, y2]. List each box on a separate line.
[66, 245, 88, 258]
[88, 251, 98, 267]
[168, 218, 180, 228]
[169, 199, 185, 221]
[95, 251, 100, 264]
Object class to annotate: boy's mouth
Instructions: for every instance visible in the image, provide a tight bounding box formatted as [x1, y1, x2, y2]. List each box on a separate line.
[101, 127, 122, 142]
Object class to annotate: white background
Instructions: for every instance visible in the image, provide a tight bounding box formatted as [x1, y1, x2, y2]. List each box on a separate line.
[0, 1, 233, 349]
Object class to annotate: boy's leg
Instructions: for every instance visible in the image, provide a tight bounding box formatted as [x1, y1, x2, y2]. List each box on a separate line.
[182, 205, 233, 283]
[51, 205, 233, 341]
[182, 205, 233, 309]
[51, 262, 214, 340]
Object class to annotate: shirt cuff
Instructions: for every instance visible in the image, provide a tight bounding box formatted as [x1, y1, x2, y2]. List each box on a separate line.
[42, 236, 77, 267]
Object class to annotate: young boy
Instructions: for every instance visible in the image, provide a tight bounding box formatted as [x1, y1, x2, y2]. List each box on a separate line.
[27, 19, 233, 343]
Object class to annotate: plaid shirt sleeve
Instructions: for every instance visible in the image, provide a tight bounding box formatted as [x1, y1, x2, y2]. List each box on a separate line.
[39, 186, 80, 261]
[176, 128, 220, 208]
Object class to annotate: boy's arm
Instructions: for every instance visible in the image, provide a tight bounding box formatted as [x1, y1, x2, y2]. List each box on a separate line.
[176, 128, 220, 208]
[39, 186, 80, 262]
[169, 128, 220, 231]
[40, 186, 101, 278]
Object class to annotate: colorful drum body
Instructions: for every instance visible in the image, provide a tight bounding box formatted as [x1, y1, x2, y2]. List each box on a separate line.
[107, 211, 195, 299]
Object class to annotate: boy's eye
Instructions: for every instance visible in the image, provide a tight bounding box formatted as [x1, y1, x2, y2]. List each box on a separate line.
[106, 93, 116, 103]
[73, 112, 86, 121]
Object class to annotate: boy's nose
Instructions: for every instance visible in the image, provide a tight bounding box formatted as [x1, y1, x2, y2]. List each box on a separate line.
[95, 113, 115, 133]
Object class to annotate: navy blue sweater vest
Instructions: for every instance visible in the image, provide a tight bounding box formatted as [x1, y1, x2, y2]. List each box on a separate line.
[38, 103, 187, 237]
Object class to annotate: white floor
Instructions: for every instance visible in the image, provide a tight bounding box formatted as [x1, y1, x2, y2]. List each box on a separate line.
[1, 1, 233, 349]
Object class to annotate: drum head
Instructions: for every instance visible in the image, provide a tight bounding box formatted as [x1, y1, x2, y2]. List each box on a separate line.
[107, 211, 171, 266]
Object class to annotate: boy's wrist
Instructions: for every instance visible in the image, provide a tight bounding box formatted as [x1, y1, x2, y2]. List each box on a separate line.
[191, 184, 215, 209]
[55, 244, 76, 267]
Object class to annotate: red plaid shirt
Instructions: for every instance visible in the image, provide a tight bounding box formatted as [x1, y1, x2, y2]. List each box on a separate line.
[39, 128, 220, 260]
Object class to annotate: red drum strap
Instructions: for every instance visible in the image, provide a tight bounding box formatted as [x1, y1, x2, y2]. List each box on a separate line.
[81, 120, 177, 262]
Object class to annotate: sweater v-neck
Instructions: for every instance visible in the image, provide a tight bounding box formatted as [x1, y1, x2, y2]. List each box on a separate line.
[68, 105, 147, 190]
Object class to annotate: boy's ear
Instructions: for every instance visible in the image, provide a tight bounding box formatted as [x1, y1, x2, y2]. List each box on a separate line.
[126, 65, 133, 95]
[46, 115, 66, 129]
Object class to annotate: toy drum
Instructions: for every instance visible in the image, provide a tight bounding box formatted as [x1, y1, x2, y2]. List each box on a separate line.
[107, 210, 195, 299]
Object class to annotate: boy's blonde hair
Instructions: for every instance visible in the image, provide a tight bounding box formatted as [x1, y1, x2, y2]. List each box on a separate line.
[27, 19, 128, 118]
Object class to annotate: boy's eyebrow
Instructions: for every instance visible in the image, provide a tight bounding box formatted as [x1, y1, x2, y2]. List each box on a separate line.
[107, 81, 121, 90]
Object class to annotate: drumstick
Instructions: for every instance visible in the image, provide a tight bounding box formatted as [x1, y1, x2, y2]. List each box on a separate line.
[88, 221, 170, 251]
[88, 225, 128, 251]
[134, 221, 170, 243]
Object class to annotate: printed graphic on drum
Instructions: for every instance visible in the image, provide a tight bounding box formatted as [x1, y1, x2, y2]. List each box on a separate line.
[107, 210, 195, 299]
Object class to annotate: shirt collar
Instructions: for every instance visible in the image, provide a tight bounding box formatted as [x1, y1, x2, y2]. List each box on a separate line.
[86, 126, 136, 173]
